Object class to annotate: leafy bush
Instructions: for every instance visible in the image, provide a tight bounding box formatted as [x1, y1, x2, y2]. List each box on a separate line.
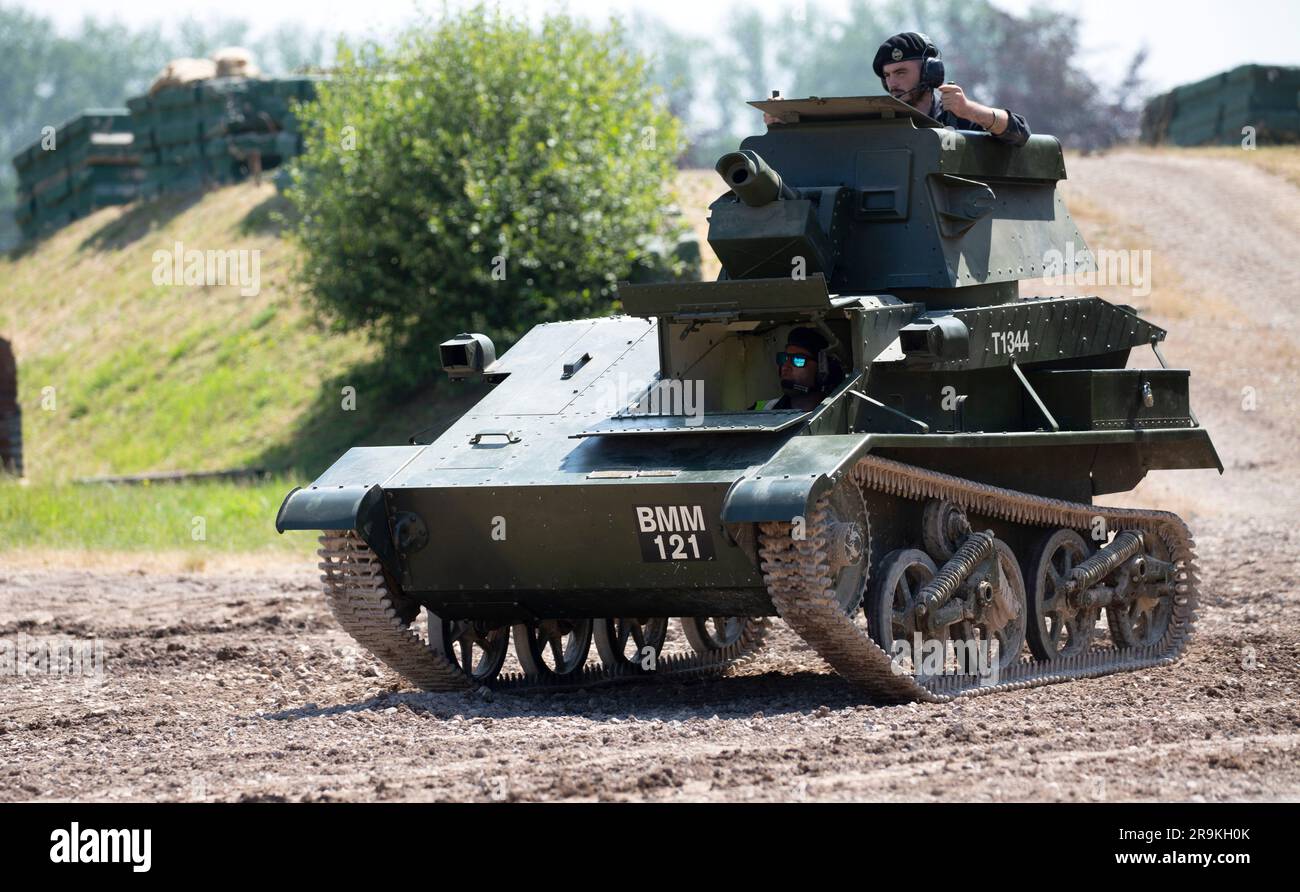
[287, 6, 686, 387]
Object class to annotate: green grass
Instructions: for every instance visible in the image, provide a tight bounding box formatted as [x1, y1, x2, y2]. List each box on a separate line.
[0, 477, 317, 553]
[0, 183, 382, 484]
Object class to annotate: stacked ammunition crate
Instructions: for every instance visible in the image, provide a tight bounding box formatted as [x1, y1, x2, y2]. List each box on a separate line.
[1141, 64, 1300, 146]
[128, 76, 320, 198]
[11, 109, 142, 242]
[10, 76, 324, 244]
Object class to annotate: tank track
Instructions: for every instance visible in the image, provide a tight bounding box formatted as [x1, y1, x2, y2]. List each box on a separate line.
[316, 454, 1197, 700]
[317, 533, 771, 694]
[757, 455, 1198, 703]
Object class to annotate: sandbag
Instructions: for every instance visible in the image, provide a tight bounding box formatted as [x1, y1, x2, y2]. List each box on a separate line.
[148, 58, 217, 96]
[212, 46, 262, 79]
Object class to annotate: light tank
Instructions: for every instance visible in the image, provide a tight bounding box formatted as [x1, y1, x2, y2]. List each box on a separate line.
[277, 95, 1221, 700]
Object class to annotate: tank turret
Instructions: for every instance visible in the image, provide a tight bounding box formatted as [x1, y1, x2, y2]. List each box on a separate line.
[707, 95, 1090, 307]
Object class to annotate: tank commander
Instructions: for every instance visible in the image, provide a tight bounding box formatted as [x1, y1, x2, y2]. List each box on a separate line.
[749, 327, 843, 412]
[764, 31, 1030, 147]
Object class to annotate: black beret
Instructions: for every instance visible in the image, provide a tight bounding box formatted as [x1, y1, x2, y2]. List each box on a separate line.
[872, 31, 937, 78]
[786, 327, 828, 355]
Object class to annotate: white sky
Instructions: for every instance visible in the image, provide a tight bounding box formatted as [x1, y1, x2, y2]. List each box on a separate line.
[17, 0, 1300, 93]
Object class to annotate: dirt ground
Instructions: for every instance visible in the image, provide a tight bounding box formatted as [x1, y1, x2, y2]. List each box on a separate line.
[2, 150, 1298, 802]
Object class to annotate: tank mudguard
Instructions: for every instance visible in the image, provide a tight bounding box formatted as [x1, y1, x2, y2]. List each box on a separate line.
[276, 483, 399, 576]
[721, 427, 1224, 523]
[722, 433, 870, 524]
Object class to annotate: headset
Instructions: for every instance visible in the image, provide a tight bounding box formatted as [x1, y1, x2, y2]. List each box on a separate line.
[879, 33, 945, 103]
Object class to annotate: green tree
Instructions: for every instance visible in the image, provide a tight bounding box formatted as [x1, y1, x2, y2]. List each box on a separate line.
[773, 0, 889, 99]
[286, 7, 686, 388]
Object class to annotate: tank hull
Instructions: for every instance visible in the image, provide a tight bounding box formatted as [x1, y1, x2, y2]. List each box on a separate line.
[278, 422, 1217, 621]
[276, 98, 1221, 696]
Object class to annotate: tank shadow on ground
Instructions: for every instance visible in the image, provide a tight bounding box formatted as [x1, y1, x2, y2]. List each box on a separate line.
[259, 670, 900, 723]
[237, 190, 294, 237]
[77, 190, 207, 252]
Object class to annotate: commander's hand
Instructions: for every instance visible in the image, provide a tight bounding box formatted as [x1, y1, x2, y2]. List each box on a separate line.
[763, 112, 780, 126]
[937, 83, 971, 118]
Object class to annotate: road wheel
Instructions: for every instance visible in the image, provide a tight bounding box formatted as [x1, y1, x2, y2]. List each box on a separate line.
[594, 617, 669, 672]
[865, 548, 940, 673]
[512, 619, 593, 681]
[1026, 528, 1099, 660]
[429, 618, 510, 685]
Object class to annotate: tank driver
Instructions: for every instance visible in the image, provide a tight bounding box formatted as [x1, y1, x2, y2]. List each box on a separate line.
[750, 327, 844, 412]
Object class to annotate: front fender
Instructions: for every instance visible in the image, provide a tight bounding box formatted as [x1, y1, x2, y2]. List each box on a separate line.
[276, 483, 400, 577]
[721, 433, 873, 523]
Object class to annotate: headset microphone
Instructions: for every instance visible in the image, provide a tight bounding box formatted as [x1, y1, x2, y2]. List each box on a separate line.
[892, 83, 927, 103]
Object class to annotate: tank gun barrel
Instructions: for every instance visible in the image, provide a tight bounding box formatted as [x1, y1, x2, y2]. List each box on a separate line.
[715, 149, 796, 207]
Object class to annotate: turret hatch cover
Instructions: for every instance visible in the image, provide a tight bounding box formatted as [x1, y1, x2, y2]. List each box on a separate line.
[751, 94, 943, 127]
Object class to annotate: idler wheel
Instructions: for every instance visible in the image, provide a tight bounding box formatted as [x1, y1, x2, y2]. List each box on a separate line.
[1025, 528, 1099, 660]
[513, 619, 593, 680]
[594, 617, 669, 672]
[822, 476, 871, 615]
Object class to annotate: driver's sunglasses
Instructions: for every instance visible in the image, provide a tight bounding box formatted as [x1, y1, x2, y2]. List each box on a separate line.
[776, 352, 812, 369]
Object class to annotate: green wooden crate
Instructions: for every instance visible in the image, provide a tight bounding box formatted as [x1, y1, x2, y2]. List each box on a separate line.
[69, 163, 144, 190]
[154, 115, 204, 147]
[1144, 64, 1300, 144]
[152, 84, 203, 109]
[27, 165, 72, 203]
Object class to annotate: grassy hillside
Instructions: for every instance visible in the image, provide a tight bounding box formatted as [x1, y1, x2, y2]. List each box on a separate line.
[0, 181, 489, 555]
[3, 183, 410, 484]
